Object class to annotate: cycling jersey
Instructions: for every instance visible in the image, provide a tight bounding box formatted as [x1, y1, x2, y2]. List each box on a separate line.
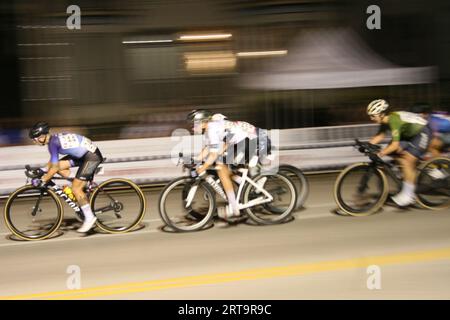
[48, 133, 98, 164]
[428, 113, 450, 134]
[378, 111, 428, 141]
[206, 119, 257, 152]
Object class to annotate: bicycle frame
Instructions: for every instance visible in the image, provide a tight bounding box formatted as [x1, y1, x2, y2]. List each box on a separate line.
[184, 166, 274, 210]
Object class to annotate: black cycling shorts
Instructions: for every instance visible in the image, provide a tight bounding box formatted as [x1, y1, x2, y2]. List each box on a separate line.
[399, 126, 432, 158]
[60, 148, 104, 181]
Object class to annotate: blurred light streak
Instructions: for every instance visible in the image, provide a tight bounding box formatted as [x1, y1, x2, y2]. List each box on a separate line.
[17, 43, 71, 46]
[184, 51, 236, 72]
[236, 50, 288, 57]
[178, 33, 232, 41]
[122, 40, 173, 44]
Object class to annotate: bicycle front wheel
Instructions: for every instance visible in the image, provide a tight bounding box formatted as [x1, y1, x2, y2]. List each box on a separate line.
[4, 185, 63, 241]
[416, 157, 450, 210]
[243, 173, 297, 225]
[90, 179, 147, 233]
[334, 163, 388, 216]
[158, 177, 216, 232]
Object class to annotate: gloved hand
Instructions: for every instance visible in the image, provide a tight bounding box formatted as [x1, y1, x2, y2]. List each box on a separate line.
[31, 178, 44, 188]
[190, 169, 199, 178]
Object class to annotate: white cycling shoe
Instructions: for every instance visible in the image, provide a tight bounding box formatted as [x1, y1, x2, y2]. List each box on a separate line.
[391, 192, 415, 207]
[217, 205, 240, 220]
[77, 217, 97, 233]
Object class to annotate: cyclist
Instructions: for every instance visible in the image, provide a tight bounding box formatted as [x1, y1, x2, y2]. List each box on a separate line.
[410, 104, 450, 158]
[187, 109, 271, 220]
[367, 99, 431, 207]
[28, 122, 104, 233]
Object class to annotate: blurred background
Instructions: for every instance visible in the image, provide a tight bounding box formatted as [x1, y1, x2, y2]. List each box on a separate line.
[1, 0, 449, 145]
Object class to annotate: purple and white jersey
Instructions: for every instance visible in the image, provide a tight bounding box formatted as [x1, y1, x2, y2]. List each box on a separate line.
[48, 133, 97, 164]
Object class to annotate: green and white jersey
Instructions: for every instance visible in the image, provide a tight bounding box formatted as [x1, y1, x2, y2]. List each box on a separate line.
[378, 111, 428, 141]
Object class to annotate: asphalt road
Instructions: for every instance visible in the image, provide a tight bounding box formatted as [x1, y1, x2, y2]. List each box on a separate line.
[1, 173, 450, 300]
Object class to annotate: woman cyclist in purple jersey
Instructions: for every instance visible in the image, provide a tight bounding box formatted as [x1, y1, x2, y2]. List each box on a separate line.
[29, 122, 104, 233]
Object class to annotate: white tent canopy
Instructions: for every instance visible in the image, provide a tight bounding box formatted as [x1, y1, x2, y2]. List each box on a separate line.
[240, 28, 436, 90]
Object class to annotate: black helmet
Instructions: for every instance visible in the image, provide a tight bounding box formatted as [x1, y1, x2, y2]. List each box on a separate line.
[186, 109, 212, 122]
[29, 121, 50, 139]
[411, 103, 432, 114]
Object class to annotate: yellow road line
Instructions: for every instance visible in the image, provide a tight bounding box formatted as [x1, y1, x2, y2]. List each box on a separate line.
[3, 246, 450, 300]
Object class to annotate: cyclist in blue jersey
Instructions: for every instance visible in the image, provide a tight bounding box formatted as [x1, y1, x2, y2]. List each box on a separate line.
[411, 104, 450, 157]
[28, 122, 104, 233]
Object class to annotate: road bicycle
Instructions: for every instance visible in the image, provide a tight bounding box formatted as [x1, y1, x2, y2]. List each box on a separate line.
[158, 153, 298, 232]
[4, 164, 147, 241]
[333, 139, 450, 216]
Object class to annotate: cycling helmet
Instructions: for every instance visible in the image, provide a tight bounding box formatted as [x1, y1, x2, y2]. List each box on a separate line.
[411, 103, 432, 114]
[211, 113, 227, 121]
[367, 99, 389, 116]
[186, 109, 212, 122]
[29, 121, 50, 139]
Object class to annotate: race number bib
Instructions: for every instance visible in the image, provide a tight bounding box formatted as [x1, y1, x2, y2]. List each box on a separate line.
[59, 134, 80, 149]
[81, 137, 97, 153]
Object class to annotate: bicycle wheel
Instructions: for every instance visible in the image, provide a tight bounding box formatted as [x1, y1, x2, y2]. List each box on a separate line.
[4, 185, 63, 241]
[243, 173, 297, 225]
[159, 177, 216, 232]
[278, 164, 309, 209]
[90, 179, 146, 233]
[334, 163, 388, 216]
[416, 157, 450, 210]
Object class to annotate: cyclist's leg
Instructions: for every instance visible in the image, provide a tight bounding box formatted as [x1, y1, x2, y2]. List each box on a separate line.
[394, 128, 431, 205]
[216, 163, 239, 217]
[73, 149, 103, 232]
[429, 137, 443, 158]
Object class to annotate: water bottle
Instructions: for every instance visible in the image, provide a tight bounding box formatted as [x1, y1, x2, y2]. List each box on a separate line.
[63, 186, 77, 202]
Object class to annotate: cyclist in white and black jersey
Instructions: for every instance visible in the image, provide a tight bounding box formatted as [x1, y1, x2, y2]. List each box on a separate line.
[187, 109, 271, 220]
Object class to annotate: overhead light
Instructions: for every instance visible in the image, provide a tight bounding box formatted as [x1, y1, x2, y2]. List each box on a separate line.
[236, 50, 288, 57]
[122, 40, 173, 44]
[178, 33, 232, 41]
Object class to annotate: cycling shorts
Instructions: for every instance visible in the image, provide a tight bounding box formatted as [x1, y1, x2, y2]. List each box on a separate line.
[60, 148, 104, 181]
[399, 126, 432, 158]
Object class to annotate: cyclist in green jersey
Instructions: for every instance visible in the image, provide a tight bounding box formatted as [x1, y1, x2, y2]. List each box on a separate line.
[367, 99, 432, 207]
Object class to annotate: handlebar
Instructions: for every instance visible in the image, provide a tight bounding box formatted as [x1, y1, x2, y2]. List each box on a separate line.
[354, 139, 384, 163]
[24, 165, 45, 179]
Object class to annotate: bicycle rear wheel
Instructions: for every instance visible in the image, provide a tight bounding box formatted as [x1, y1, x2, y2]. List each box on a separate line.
[334, 163, 388, 216]
[416, 157, 450, 210]
[243, 173, 297, 225]
[4, 185, 63, 241]
[158, 177, 216, 232]
[278, 164, 309, 210]
[90, 179, 146, 233]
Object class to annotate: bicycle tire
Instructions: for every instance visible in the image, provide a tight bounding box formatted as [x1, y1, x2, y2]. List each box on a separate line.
[159, 177, 216, 232]
[4, 185, 64, 241]
[243, 172, 297, 225]
[334, 163, 388, 216]
[415, 157, 450, 210]
[90, 178, 147, 233]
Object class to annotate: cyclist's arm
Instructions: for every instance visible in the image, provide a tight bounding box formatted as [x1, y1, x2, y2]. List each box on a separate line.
[379, 117, 401, 157]
[195, 146, 209, 162]
[379, 141, 400, 157]
[197, 143, 227, 175]
[369, 133, 385, 145]
[42, 138, 60, 183]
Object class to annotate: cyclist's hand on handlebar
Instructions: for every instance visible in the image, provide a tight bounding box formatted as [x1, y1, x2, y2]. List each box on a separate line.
[31, 178, 44, 188]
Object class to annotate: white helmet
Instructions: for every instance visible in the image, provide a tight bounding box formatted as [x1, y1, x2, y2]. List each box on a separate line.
[367, 99, 389, 116]
[211, 113, 227, 121]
